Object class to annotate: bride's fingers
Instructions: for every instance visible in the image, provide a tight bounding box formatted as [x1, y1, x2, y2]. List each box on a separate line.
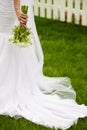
[21, 13, 28, 19]
[21, 18, 27, 23]
[20, 19, 27, 26]
[20, 19, 28, 26]
[20, 15, 28, 23]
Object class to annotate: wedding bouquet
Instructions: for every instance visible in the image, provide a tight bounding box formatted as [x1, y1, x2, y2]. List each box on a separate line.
[9, 5, 32, 47]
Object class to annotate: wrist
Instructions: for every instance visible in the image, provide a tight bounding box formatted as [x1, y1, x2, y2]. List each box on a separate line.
[16, 8, 20, 13]
[15, 9, 21, 21]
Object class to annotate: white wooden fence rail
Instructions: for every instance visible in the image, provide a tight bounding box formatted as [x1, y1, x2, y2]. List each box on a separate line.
[33, 0, 87, 26]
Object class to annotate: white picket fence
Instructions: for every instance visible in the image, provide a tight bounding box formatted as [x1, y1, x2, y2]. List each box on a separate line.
[33, 0, 87, 26]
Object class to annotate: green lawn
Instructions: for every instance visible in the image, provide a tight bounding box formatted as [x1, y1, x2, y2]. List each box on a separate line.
[0, 17, 87, 130]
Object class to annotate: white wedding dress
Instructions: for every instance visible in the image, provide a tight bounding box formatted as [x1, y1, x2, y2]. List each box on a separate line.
[0, 0, 87, 130]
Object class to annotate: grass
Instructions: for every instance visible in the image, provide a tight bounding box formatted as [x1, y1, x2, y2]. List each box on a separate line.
[0, 17, 87, 130]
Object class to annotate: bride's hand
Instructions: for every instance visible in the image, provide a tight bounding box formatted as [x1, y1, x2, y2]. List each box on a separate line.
[16, 10, 28, 26]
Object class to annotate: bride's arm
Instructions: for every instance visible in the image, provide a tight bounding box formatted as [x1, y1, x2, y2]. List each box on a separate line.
[14, 0, 28, 26]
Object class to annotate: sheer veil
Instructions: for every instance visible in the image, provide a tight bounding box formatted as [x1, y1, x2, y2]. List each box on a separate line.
[21, 0, 44, 68]
[20, 0, 77, 100]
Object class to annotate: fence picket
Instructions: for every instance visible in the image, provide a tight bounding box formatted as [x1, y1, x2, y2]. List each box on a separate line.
[82, 0, 87, 25]
[67, 0, 73, 23]
[75, 0, 80, 24]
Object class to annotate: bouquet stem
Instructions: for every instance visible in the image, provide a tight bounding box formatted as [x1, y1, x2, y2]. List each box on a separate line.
[21, 5, 28, 14]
